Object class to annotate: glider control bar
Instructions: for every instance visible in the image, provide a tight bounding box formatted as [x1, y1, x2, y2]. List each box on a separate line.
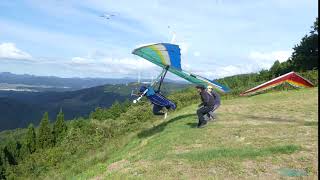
[133, 88, 148, 103]
[157, 66, 169, 92]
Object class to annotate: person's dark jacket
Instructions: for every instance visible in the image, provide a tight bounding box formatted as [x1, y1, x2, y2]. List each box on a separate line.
[199, 90, 215, 107]
[210, 90, 221, 105]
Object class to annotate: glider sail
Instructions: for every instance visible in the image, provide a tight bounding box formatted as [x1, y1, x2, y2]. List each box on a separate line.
[132, 43, 230, 93]
[240, 71, 314, 96]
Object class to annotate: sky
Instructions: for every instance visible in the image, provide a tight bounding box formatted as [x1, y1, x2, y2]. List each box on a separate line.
[0, 0, 318, 80]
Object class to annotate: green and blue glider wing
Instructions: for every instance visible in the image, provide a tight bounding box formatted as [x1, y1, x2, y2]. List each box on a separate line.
[132, 43, 230, 93]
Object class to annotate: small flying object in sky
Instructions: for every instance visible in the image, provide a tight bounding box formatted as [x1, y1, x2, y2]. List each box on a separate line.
[167, 25, 176, 43]
[100, 13, 115, 20]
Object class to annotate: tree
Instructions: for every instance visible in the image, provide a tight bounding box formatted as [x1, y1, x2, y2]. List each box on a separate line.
[0, 149, 6, 179]
[121, 99, 131, 111]
[310, 17, 318, 35]
[26, 124, 36, 153]
[270, 60, 281, 77]
[258, 69, 271, 81]
[110, 100, 122, 118]
[53, 109, 67, 144]
[37, 112, 53, 149]
[291, 18, 318, 71]
[2, 141, 19, 166]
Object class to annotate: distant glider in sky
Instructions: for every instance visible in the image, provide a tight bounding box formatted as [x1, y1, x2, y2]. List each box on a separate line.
[240, 71, 314, 96]
[167, 25, 176, 43]
[100, 13, 115, 19]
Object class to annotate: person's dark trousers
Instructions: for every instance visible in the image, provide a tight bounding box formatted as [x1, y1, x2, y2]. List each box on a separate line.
[197, 106, 213, 125]
[153, 104, 165, 115]
[208, 103, 221, 119]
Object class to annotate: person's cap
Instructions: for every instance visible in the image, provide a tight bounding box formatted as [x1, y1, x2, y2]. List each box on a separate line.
[195, 85, 205, 89]
[207, 86, 214, 90]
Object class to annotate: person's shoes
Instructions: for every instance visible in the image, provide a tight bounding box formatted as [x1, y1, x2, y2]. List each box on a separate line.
[164, 112, 167, 119]
[197, 122, 201, 127]
[203, 114, 209, 121]
[207, 115, 215, 122]
[197, 121, 207, 128]
[208, 114, 217, 122]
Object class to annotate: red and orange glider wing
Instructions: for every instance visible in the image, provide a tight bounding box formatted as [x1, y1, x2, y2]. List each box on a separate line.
[240, 71, 314, 96]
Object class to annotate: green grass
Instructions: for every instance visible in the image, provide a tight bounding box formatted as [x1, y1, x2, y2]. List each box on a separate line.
[90, 88, 318, 179]
[176, 145, 301, 161]
[41, 87, 319, 179]
[304, 121, 318, 126]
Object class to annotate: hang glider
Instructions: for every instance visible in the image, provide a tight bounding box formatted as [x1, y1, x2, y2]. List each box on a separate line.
[132, 43, 230, 93]
[240, 71, 314, 96]
[100, 13, 115, 19]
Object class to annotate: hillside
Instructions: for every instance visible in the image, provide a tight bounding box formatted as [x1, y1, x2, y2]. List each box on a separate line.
[0, 87, 317, 179]
[62, 88, 316, 179]
[85, 88, 318, 179]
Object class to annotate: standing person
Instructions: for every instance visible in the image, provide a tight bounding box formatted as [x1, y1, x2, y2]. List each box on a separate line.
[206, 86, 221, 121]
[195, 85, 215, 128]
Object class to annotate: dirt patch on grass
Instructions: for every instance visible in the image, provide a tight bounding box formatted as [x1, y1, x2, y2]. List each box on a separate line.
[174, 146, 191, 154]
[107, 159, 130, 172]
[174, 144, 204, 154]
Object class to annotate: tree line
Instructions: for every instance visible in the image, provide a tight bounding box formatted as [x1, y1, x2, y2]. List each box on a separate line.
[0, 110, 67, 178]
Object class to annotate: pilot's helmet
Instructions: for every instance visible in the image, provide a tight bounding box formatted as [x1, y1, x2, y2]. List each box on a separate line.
[139, 86, 147, 93]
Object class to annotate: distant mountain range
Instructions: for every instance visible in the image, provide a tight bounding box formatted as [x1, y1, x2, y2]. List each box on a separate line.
[0, 72, 187, 92]
[0, 72, 135, 92]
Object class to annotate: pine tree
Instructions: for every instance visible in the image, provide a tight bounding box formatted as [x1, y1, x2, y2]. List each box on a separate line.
[26, 124, 36, 153]
[110, 100, 122, 119]
[18, 143, 29, 162]
[270, 60, 281, 77]
[53, 109, 67, 144]
[0, 149, 6, 179]
[291, 18, 318, 71]
[122, 99, 131, 111]
[2, 143, 17, 166]
[37, 112, 53, 149]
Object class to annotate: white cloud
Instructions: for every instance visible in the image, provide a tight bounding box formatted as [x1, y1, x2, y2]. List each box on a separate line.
[68, 55, 157, 78]
[179, 42, 190, 55]
[181, 61, 258, 79]
[100, 57, 154, 70]
[0, 43, 32, 60]
[193, 51, 201, 57]
[134, 43, 160, 49]
[248, 50, 293, 69]
[215, 65, 245, 77]
[70, 57, 93, 65]
[249, 50, 292, 62]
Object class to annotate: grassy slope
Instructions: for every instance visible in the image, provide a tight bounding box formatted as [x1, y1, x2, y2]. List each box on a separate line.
[78, 88, 317, 179]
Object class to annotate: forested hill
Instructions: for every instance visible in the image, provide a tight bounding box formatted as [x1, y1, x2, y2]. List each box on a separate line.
[0, 85, 126, 131]
[0, 82, 190, 131]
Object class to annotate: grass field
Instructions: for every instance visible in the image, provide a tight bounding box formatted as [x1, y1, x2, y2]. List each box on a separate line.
[75, 88, 318, 179]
